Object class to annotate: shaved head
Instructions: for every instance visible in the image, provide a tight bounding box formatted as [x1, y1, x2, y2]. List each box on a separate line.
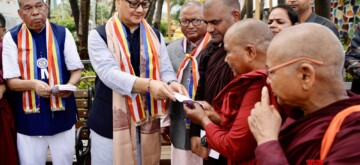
[224, 19, 273, 76]
[268, 23, 344, 82]
[225, 19, 273, 56]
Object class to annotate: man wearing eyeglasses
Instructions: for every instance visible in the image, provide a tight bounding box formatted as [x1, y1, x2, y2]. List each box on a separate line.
[87, 0, 187, 165]
[163, 1, 208, 165]
[248, 23, 360, 164]
[2, 0, 84, 164]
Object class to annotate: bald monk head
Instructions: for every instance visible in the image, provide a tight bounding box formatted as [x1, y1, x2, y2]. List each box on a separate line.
[224, 19, 274, 76]
[266, 23, 347, 115]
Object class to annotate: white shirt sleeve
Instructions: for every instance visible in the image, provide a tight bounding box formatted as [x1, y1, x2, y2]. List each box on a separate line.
[2, 32, 21, 79]
[158, 33, 177, 82]
[64, 28, 84, 70]
[88, 30, 138, 97]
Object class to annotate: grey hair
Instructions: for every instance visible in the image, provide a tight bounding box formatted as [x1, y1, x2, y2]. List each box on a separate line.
[18, 0, 45, 7]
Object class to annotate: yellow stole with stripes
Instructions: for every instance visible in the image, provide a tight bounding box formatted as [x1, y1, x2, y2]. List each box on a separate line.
[107, 13, 165, 125]
[18, 20, 65, 113]
[176, 33, 210, 99]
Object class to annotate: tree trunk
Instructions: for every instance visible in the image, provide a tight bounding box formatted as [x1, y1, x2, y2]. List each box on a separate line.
[153, 0, 164, 30]
[315, 0, 330, 19]
[47, 0, 51, 19]
[70, 0, 80, 33]
[259, 0, 264, 20]
[109, 0, 116, 18]
[278, 0, 285, 5]
[245, 0, 253, 18]
[78, 0, 91, 59]
[241, 1, 247, 19]
[146, 0, 158, 25]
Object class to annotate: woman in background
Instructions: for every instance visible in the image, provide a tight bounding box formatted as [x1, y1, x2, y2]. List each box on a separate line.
[268, 4, 299, 35]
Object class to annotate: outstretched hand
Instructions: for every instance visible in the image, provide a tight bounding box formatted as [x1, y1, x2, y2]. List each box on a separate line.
[248, 86, 282, 145]
[168, 81, 189, 97]
[149, 80, 176, 101]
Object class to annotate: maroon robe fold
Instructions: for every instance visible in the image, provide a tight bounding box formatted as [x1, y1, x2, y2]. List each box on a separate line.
[190, 41, 233, 164]
[0, 38, 18, 165]
[255, 94, 360, 165]
[205, 69, 284, 165]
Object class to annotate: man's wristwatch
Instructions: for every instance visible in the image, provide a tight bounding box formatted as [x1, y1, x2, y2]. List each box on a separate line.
[167, 80, 177, 85]
[201, 136, 208, 148]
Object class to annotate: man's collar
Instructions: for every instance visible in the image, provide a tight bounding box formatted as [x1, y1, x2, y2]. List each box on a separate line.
[28, 25, 46, 34]
[304, 12, 316, 23]
[187, 36, 205, 47]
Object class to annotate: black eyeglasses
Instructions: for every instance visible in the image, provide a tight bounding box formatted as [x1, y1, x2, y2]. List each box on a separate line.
[179, 19, 203, 27]
[124, 0, 151, 9]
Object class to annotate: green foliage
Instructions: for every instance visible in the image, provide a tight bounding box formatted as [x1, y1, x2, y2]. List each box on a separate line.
[345, 72, 354, 82]
[160, 20, 168, 37]
[52, 16, 76, 32]
[78, 69, 96, 90]
[95, 3, 111, 26]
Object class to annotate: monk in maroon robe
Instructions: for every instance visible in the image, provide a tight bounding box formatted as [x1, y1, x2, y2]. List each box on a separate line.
[189, 0, 240, 164]
[248, 23, 360, 165]
[0, 16, 18, 164]
[186, 19, 285, 165]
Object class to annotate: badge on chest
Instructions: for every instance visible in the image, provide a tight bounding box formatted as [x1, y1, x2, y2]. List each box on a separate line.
[37, 57, 49, 79]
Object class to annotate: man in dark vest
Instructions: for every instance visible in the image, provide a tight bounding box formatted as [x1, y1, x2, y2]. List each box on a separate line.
[87, 0, 186, 164]
[2, 0, 84, 164]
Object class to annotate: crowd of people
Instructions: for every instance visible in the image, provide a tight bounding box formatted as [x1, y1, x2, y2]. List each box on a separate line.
[0, 0, 359, 165]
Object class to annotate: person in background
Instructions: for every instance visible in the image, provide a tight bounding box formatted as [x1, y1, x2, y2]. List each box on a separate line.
[185, 19, 282, 165]
[345, 24, 360, 94]
[2, 0, 84, 164]
[248, 23, 360, 164]
[268, 4, 299, 35]
[87, 0, 186, 164]
[286, 0, 339, 37]
[0, 12, 18, 165]
[163, 1, 208, 165]
[189, 0, 240, 164]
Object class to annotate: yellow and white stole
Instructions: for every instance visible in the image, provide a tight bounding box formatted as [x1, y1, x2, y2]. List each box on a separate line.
[108, 13, 164, 124]
[18, 20, 65, 113]
[176, 33, 210, 99]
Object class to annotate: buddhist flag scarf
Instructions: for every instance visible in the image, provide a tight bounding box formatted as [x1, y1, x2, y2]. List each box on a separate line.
[176, 33, 210, 99]
[18, 20, 65, 113]
[107, 13, 164, 125]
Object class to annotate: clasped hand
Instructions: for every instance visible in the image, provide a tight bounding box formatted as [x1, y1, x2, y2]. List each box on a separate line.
[34, 80, 72, 98]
